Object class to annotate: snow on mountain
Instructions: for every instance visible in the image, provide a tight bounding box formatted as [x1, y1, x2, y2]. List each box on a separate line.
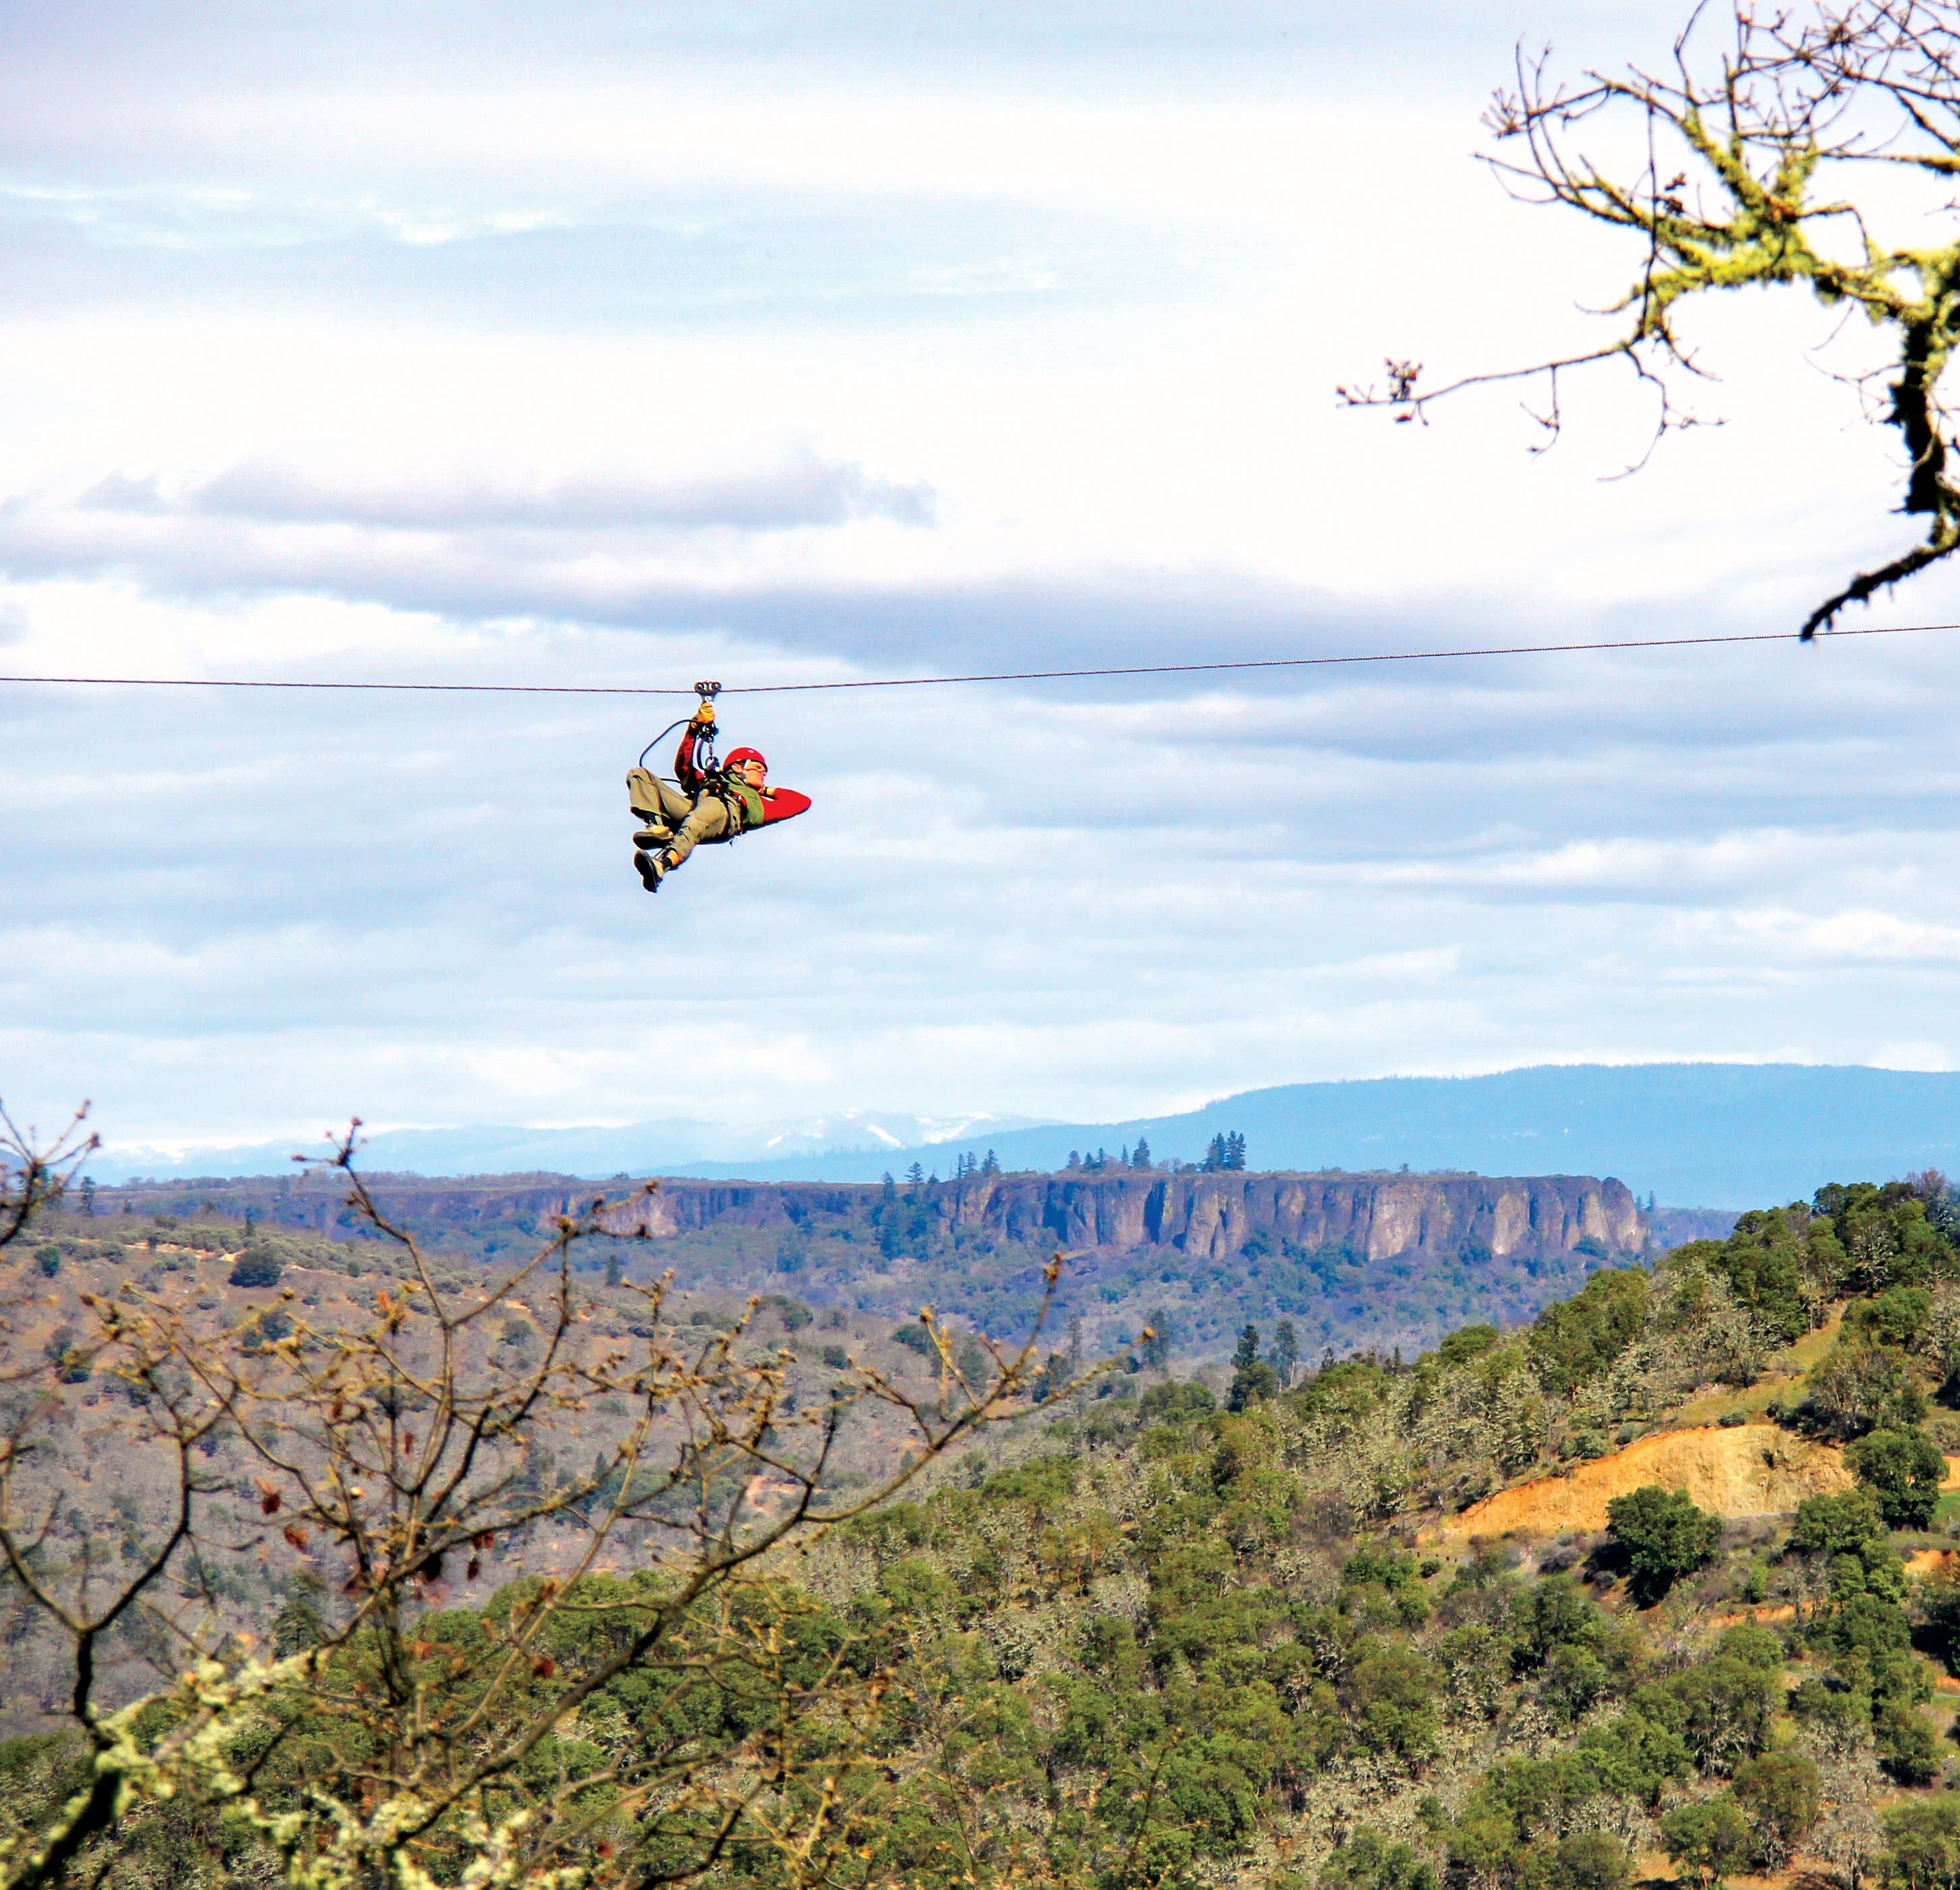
[82, 1110, 1048, 1184]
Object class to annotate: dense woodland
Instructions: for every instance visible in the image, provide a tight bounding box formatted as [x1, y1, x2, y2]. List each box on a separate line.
[5, 1171, 1960, 1889]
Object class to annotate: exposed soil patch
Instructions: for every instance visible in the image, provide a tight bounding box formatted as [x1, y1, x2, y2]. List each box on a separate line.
[1712, 1603, 1798, 1628]
[1430, 1424, 1852, 1539]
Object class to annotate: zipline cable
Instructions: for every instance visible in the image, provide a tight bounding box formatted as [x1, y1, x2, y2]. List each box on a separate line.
[0, 619, 1955, 699]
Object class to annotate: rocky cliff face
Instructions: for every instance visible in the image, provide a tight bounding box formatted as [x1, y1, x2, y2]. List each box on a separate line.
[602, 1169, 1646, 1264]
[91, 1168, 1646, 1265]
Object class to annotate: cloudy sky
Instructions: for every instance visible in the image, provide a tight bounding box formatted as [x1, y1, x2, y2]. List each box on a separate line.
[5, 0, 1960, 1159]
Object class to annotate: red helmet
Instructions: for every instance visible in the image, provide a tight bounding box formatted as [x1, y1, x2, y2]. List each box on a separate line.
[725, 746, 767, 772]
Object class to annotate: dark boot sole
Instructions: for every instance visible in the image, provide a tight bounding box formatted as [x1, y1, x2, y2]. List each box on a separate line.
[634, 851, 662, 893]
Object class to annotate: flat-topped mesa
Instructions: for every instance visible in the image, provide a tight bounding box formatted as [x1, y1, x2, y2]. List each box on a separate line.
[84, 1167, 1647, 1265]
[599, 1169, 1647, 1264]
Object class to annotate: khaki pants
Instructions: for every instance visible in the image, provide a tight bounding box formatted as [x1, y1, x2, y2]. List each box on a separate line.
[628, 770, 733, 867]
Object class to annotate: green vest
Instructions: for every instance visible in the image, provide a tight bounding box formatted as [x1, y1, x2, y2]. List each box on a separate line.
[722, 778, 765, 829]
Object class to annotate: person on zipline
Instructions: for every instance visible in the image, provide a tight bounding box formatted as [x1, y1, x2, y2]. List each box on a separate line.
[625, 702, 809, 892]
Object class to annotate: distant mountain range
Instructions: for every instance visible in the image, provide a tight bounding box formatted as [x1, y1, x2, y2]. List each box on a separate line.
[84, 1109, 1043, 1189]
[84, 1064, 1960, 1209]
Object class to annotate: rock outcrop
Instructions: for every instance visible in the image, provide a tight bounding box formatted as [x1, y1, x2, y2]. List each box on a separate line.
[92, 1168, 1646, 1266]
[598, 1169, 1644, 1265]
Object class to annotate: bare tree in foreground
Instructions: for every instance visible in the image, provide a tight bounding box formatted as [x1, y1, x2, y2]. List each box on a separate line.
[0, 1104, 95, 1252]
[1340, 0, 1960, 636]
[0, 1129, 1068, 1890]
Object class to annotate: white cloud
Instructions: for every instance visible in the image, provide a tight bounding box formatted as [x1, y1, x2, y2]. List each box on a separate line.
[5, 0, 1960, 1150]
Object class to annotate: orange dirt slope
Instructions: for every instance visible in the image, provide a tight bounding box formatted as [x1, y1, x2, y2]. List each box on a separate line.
[1426, 1424, 1853, 1541]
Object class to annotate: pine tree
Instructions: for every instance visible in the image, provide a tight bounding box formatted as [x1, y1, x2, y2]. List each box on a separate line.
[1272, 1319, 1299, 1390]
[982, 1149, 1000, 1176]
[1131, 1136, 1151, 1168]
[1227, 1323, 1277, 1410]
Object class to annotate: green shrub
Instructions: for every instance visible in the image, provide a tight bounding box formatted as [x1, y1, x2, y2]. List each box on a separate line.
[42, 1325, 88, 1385]
[1138, 1379, 1217, 1422]
[1319, 1826, 1436, 1890]
[1528, 1269, 1650, 1394]
[1660, 1795, 1750, 1888]
[243, 1308, 293, 1352]
[1342, 1642, 1441, 1761]
[1605, 1485, 1722, 1603]
[761, 1295, 812, 1331]
[1436, 1323, 1502, 1367]
[1715, 1622, 1784, 1669]
[1879, 1790, 1960, 1890]
[1532, 1834, 1630, 1890]
[1634, 1655, 1778, 1774]
[1786, 1487, 1905, 1598]
[1846, 1425, 1947, 1527]
[1731, 1750, 1821, 1865]
[1849, 1285, 1935, 1350]
[1807, 1340, 1928, 1439]
[1810, 1591, 1913, 1659]
[1878, 1699, 1944, 1784]
[228, 1248, 283, 1290]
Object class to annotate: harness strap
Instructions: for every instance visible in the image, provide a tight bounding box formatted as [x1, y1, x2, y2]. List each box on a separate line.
[714, 775, 766, 831]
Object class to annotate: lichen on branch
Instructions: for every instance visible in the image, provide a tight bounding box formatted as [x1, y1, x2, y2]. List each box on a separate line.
[1339, 0, 1960, 636]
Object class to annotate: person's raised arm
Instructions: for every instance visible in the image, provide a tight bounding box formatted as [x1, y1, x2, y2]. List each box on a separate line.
[673, 705, 714, 792]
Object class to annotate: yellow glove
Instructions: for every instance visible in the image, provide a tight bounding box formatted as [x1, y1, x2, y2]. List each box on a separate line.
[693, 701, 716, 728]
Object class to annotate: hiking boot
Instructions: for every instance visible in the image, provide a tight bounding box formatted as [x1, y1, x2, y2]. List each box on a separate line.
[635, 849, 663, 893]
[633, 824, 673, 849]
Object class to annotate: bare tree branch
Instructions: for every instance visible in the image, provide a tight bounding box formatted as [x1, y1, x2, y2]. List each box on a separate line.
[0, 1126, 1081, 1890]
[0, 1105, 96, 1251]
[1342, 1, 1960, 636]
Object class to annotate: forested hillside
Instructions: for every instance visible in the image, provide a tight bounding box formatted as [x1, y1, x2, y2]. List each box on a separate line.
[8, 1168, 1960, 1890]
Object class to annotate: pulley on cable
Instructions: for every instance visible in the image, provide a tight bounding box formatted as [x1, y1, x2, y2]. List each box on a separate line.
[624, 681, 810, 897]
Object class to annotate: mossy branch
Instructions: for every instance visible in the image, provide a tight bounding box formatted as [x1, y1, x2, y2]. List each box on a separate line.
[1339, 1, 1960, 637]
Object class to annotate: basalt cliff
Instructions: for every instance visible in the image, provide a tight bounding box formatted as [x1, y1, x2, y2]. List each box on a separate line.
[605, 1168, 1645, 1265]
[93, 1167, 1644, 1266]
[86, 1168, 1646, 1361]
